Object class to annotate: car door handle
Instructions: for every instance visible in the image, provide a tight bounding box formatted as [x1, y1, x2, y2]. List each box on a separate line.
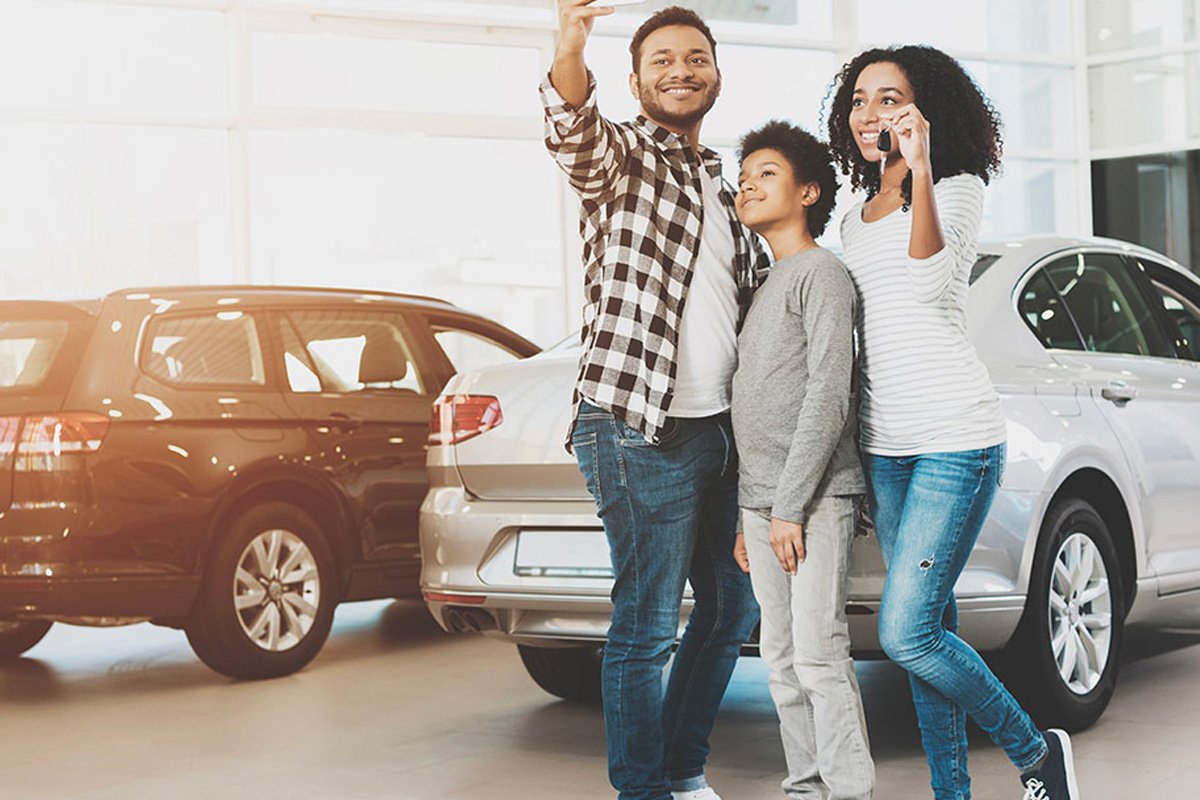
[325, 412, 363, 430]
[1100, 384, 1138, 405]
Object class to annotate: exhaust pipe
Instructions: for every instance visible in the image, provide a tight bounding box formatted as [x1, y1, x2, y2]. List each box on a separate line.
[442, 606, 495, 634]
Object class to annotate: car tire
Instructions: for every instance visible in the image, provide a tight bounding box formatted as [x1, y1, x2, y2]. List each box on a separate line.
[0, 620, 53, 658]
[1006, 497, 1124, 731]
[517, 643, 603, 702]
[186, 502, 337, 680]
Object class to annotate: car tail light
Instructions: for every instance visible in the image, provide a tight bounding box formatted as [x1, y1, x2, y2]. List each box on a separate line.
[422, 591, 487, 605]
[429, 395, 503, 446]
[0, 416, 20, 465]
[5, 413, 110, 510]
[14, 413, 110, 472]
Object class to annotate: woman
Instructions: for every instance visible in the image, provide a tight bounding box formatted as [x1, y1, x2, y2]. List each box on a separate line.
[826, 46, 1080, 800]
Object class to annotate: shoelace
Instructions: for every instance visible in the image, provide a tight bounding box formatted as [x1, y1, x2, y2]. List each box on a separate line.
[1023, 777, 1049, 800]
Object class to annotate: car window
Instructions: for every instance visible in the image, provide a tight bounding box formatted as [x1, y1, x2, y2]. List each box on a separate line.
[143, 312, 266, 386]
[969, 254, 1000, 285]
[1135, 260, 1200, 361]
[0, 320, 69, 388]
[285, 310, 427, 395]
[1017, 271, 1084, 350]
[433, 328, 521, 374]
[1042, 253, 1175, 358]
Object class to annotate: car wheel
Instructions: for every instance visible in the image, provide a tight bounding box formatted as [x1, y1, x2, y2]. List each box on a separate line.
[186, 502, 337, 680]
[0, 620, 53, 658]
[517, 643, 603, 702]
[1008, 497, 1124, 731]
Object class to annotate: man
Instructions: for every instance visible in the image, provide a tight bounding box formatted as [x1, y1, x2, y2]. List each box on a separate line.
[731, 121, 875, 799]
[541, 4, 768, 799]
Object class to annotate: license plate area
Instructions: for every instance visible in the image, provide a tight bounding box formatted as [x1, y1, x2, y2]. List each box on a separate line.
[513, 529, 613, 578]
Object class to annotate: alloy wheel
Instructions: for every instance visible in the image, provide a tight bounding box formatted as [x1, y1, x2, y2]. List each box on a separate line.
[233, 528, 321, 652]
[1048, 532, 1113, 695]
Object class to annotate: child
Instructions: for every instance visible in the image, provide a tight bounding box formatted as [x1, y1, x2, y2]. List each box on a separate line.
[730, 120, 874, 800]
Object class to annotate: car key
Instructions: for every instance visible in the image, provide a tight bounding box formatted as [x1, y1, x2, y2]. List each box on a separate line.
[877, 127, 892, 181]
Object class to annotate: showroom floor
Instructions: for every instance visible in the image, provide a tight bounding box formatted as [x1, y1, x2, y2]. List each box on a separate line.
[3, 600, 1198, 800]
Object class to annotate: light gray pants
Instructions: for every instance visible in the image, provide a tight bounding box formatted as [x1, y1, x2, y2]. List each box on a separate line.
[743, 497, 875, 800]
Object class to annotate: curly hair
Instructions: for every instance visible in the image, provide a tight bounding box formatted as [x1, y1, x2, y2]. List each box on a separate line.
[824, 45, 1002, 207]
[738, 120, 839, 238]
[630, 6, 717, 73]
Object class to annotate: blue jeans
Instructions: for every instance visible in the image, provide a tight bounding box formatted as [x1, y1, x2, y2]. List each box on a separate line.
[573, 401, 759, 800]
[862, 445, 1047, 800]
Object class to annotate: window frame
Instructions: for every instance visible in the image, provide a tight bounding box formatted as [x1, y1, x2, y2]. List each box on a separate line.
[419, 311, 539, 376]
[138, 308, 276, 392]
[276, 304, 436, 398]
[1130, 257, 1200, 362]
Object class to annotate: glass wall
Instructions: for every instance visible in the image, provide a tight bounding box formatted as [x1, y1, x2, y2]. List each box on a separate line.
[0, 0, 1096, 344]
[1086, 1, 1200, 269]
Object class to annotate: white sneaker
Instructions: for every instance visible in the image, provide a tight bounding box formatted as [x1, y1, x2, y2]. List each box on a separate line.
[672, 789, 721, 800]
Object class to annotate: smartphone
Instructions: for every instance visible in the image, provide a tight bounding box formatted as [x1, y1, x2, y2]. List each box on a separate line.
[593, 0, 647, 6]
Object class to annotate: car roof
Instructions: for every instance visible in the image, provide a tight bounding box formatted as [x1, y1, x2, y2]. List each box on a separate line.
[105, 284, 460, 313]
[978, 234, 1194, 275]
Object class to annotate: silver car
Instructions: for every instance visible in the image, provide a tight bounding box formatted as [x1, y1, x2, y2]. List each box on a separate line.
[420, 235, 1200, 730]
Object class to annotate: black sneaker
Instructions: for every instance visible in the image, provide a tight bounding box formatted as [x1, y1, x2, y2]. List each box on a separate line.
[1020, 729, 1079, 799]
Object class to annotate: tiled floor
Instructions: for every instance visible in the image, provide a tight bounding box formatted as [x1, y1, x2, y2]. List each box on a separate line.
[2, 599, 1198, 799]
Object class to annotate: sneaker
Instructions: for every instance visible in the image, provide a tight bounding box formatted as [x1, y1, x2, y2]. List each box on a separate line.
[1020, 728, 1079, 800]
[672, 789, 721, 800]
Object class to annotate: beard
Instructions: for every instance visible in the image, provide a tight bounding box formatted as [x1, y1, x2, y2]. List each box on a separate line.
[636, 75, 720, 129]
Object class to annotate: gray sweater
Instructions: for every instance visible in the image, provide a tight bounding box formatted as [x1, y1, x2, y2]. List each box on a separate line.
[731, 247, 865, 523]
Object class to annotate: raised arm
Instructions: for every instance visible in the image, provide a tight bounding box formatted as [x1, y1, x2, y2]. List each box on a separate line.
[540, 1, 629, 200]
[882, 103, 984, 303]
[550, 0, 613, 107]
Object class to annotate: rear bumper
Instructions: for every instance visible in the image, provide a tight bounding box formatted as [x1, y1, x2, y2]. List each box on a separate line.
[422, 588, 1025, 655]
[421, 485, 1028, 653]
[0, 575, 200, 619]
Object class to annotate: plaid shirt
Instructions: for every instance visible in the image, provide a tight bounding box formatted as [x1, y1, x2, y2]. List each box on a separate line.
[541, 71, 769, 445]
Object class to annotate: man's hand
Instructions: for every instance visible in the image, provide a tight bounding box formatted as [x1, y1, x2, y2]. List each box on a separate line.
[769, 517, 805, 575]
[733, 533, 750, 573]
[556, 0, 614, 56]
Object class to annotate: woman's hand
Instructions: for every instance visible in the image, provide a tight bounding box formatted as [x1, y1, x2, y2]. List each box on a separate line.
[881, 103, 932, 176]
[769, 517, 806, 575]
[733, 533, 750, 573]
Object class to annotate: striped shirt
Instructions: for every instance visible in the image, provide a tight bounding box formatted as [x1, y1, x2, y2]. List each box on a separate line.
[540, 71, 768, 445]
[840, 173, 1006, 456]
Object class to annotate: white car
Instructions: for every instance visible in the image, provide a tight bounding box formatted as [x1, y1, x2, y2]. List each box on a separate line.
[420, 235, 1200, 730]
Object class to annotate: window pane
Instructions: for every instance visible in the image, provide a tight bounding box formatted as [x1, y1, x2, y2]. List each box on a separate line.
[253, 31, 542, 117]
[1087, 0, 1200, 54]
[1017, 271, 1084, 350]
[608, 0, 829, 29]
[0, 321, 69, 388]
[982, 159, 1079, 238]
[249, 131, 563, 347]
[1141, 264, 1200, 360]
[251, 0, 829, 30]
[288, 311, 426, 394]
[0, 1, 226, 117]
[857, 0, 1071, 54]
[1044, 253, 1174, 357]
[1089, 54, 1200, 149]
[0, 124, 234, 299]
[962, 61, 1075, 152]
[434, 329, 519, 375]
[144, 314, 266, 387]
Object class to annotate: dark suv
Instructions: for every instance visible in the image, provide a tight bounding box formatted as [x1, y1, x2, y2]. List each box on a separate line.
[0, 286, 537, 678]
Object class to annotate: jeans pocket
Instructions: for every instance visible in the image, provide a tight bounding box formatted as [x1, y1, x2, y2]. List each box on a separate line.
[615, 418, 653, 447]
[572, 432, 603, 508]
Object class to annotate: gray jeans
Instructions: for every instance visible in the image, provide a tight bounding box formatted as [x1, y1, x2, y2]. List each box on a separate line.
[743, 497, 875, 799]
